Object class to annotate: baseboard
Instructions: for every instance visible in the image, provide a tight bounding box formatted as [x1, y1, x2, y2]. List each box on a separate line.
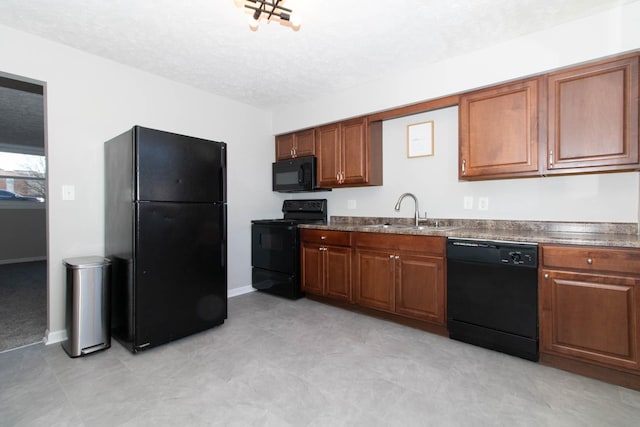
[228, 285, 256, 298]
[0, 256, 46, 265]
[44, 329, 67, 345]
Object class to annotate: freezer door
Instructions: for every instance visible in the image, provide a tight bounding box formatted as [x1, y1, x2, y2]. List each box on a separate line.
[135, 126, 226, 202]
[134, 202, 226, 350]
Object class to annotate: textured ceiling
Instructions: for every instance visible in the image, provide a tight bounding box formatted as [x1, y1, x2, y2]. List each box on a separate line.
[0, 0, 637, 110]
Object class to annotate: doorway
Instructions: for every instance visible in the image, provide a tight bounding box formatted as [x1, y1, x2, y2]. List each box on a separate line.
[0, 74, 47, 352]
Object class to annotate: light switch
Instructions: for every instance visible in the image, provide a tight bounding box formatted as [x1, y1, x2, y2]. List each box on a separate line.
[463, 196, 473, 210]
[62, 185, 75, 201]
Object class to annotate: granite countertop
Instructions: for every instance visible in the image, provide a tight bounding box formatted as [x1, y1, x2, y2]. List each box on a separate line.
[299, 216, 640, 248]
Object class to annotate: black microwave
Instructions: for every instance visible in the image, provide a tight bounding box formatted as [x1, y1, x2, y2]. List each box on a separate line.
[272, 156, 329, 193]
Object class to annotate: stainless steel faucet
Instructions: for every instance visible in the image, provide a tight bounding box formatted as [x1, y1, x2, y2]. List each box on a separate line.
[394, 192, 425, 227]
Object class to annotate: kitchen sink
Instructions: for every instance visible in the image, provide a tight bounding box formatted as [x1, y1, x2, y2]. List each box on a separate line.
[367, 223, 460, 231]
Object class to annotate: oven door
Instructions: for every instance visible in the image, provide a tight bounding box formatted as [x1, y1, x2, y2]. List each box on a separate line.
[251, 222, 299, 274]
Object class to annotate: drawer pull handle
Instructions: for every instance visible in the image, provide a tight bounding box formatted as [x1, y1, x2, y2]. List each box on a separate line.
[395, 255, 400, 260]
[544, 273, 549, 279]
[321, 236, 326, 240]
[587, 258, 593, 265]
[389, 255, 394, 259]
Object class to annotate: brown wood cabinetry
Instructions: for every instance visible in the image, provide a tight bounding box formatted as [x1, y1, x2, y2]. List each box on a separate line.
[546, 56, 640, 174]
[354, 233, 446, 325]
[300, 229, 352, 302]
[317, 118, 382, 188]
[275, 128, 315, 160]
[539, 245, 640, 378]
[459, 53, 640, 180]
[458, 78, 541, 179]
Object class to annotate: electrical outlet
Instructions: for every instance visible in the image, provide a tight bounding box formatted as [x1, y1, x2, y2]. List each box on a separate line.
[463, 196, 473, 210]
[478, 197, 489, 210]
[347, 199, 357, 210]
[62, 185, 75, 201]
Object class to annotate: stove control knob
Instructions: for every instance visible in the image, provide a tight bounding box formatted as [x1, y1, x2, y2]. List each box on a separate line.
[510, 252, 522, 264]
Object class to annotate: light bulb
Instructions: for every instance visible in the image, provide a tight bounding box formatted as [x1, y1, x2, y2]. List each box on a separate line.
[290, 14, 301, 30]
[248, 16, 259, 30]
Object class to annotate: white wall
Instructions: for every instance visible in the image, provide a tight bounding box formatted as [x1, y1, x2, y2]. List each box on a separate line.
[0, 24, 282, 342]
[274, 2, 640, 224]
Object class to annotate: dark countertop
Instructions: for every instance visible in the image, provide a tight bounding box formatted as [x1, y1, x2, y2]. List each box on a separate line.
[299, 216, 640, 248]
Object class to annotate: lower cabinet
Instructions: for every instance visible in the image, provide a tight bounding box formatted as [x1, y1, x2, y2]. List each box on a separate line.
[354, 232, 446, 325]
[300, 229, 352, 302]
[539, 245, 640, 374]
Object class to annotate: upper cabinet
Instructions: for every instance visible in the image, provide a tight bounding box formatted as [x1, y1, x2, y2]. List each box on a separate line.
[459, 78, 541, 179]
[316, 117, 383, 188]
[546, 56, 639, 174]
[459, 52, 640, 180]
[275, 128, 315, 161]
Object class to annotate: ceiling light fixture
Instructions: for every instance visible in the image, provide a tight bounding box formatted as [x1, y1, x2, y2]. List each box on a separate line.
[234, 0, 301, 31]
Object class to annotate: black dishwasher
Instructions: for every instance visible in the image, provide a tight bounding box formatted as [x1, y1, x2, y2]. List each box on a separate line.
[447, 238, 539, 361]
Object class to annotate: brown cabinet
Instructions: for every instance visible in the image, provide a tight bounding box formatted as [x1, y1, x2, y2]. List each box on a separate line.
[458, 78, 541, 179]
[275, 128, 315, 161]
[540, 245, 640, 373]
[354, 233, 446, 325]
[300, 229, 352, 302]
[317, 118, 382, 188]
[546, 56, 640, 174]
[459, 53, 640, 180]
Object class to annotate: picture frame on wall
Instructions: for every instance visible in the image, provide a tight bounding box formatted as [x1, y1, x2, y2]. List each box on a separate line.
[407, 120, 434, 158]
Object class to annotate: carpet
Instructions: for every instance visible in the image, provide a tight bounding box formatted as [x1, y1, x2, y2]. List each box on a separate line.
[0, 261, 47, 352]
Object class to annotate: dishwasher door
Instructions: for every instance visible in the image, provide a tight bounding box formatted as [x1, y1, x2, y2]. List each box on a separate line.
[447, 238, 539, 361]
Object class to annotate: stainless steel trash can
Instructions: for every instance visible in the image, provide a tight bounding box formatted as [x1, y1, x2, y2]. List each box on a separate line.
[62, 256, 111, 357]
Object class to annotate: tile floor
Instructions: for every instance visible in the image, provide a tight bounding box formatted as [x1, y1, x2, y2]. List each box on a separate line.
[2, 291, 640, 426]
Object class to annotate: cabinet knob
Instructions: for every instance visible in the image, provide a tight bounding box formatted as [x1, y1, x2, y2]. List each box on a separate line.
[395, 255, 400, 260]
[587, 258, 593, 265]
[321, 236, 326, 240]
[389, 255, 394, 259]
[544, 273, 549, 279]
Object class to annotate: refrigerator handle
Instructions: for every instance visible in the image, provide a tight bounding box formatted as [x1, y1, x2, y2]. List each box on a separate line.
[221, 204, 227, 267]
[219, 144, 227, 202]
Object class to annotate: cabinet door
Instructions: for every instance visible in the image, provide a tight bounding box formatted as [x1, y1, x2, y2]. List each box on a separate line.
[295, 129, 316, 158]
[301, 243, 324, 296]
[395, 254, 445, 325]
[275, 133, 295, 161]
[355, 249, 395, 312]
[325, 246, 352, 302]
[317, 123, 341, 186]
[546, 56, 639, 173]
[459, 78, 540, 179]
[540, 270, 640, 371]
[341, 117, 368, 185]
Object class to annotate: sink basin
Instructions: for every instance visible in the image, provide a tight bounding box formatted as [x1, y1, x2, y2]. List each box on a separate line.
[367, 223, 460, 231]
[367, 223, 412, 229]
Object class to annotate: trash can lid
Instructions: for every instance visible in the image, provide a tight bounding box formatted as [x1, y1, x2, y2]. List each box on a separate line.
[63, 256, 111, 268]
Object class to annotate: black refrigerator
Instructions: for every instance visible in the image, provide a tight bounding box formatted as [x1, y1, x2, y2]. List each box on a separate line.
[105, 126, 227, 353]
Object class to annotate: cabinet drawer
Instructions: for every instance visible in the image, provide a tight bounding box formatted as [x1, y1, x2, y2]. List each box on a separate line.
[355, 232, 445, 255]
[300, 229, 351, 246]
[542, 245, 640, 275]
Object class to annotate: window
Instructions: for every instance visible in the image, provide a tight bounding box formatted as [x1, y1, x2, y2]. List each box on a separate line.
[0, 152, 46, 203]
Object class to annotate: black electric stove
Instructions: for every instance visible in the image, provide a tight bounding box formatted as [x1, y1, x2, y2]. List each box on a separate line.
[251, 199, 327, 299]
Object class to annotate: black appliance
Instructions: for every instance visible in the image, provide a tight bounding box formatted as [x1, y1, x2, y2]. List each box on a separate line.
[105, 126, 227, 353]
[251, 199, 327, 299]
[272, 156, 329, 193]
[447, 238, 539, 361]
